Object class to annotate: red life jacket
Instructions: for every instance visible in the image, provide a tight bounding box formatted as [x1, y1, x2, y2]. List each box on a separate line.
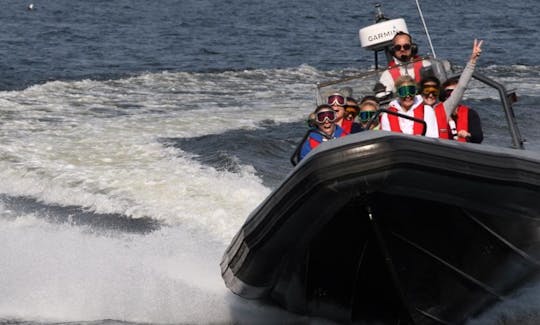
[341, 119, 353, 133]
[387, 104, 425, 135]
[433, 103, 470, 142]
[388, 56, 424, 83]
[308, 137, 319, 149]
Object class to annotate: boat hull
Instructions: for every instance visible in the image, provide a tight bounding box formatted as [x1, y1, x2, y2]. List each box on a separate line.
[221, 132, 540, 324]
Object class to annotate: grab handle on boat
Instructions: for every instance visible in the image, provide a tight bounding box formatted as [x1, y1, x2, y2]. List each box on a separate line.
[471, 72, 525, 149]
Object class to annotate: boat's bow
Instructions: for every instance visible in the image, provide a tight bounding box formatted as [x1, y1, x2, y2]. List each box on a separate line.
[221, 132, 540, 324]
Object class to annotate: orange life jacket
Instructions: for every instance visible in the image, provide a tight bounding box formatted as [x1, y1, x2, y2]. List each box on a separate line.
[388, 56, 424, 83]
[433, 103, 470, 142]
[387, 104, 425, 135]
[341, 119, 353, 133]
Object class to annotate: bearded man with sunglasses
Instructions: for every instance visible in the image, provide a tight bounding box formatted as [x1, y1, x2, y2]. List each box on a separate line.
[380, 75, 438, 138]
[299, 104, 348, 161]
[379, 31, 432, 95]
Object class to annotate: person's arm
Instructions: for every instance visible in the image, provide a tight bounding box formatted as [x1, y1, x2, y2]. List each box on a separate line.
[443, 39, 483, 118]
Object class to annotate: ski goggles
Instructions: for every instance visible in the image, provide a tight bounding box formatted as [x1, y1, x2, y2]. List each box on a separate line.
[315, 110, 336, 123]
[345, 105, 359, 115]
[393, 43, 412, 52]
[327, 94, 346, 106]
[421, 86, 439, 98]
[396, 85, 417, 98]
[359, 111, 376, 123]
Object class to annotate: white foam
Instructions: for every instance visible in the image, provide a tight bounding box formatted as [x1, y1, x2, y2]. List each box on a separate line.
[0, 218, 230, 323]
[0, 217, 334, 324]
[1, 69, 328, 240]
[1, 67, 539, 323]
[0, 68, 324, 323]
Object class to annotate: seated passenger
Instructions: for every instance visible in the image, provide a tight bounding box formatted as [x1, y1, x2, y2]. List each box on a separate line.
[344, 97, 363, 134]
[327, 92, 350, 133]
[344, 97, 359, 123]
[380, 75, 438, 137]
[439, 77, 484, 143]
[358, 96, 380, 130]
[420, 39, 484, 143]
[300, 104, 348, 160]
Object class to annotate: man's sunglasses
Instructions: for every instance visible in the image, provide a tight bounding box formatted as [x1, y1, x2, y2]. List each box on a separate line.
[393, 44, 412, 52]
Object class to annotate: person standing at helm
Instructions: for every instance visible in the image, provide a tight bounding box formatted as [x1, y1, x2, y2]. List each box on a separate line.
[379, 31, 432, 94]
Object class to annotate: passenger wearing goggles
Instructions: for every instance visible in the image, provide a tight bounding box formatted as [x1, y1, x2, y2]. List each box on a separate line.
[344, 97, 364, 134]
[378, 31, 432, 94]
[380, 75, 438, 137]
[300, 104, 348, 161]
[358, 96, 381, 130]
[327, 92, 363, 134]
[344, 97, 359, 121]
[326, 92, 348, 131]
[420, 76, 441, 108]
[420, 39, 484, 143]
[439, 77, 483, 143]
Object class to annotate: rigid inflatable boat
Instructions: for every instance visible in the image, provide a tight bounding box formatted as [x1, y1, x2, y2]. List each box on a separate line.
[221, 132, 540, 324]
[221, 3, 540, 324]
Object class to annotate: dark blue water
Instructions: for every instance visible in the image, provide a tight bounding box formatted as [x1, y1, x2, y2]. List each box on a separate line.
[1, 0, 538, 90]
[1, 1, 539, 324]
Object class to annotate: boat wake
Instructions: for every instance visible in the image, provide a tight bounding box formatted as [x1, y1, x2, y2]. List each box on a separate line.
[0, 194, 160, 234]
